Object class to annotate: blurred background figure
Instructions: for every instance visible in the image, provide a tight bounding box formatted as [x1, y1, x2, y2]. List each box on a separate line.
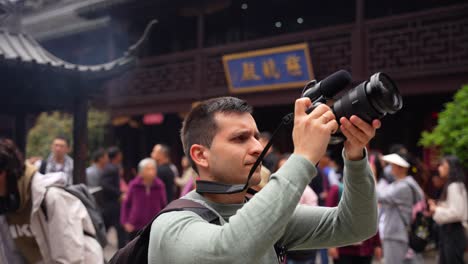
[151, 144, 177, 202]
[378, 153, 425, 264]
[0, 138, 104, 263]
[176, 156, 197, 197]
[86, 148, 108, 188]
[428, 155, 467, 264]
[325, 160, 382, 264]
[121, 158, 167, 240]
[259, 132, 280, 173]
[369, 151, 387, 194]
[38, 135, 74, 185]
[382, 144, 408, 184]
[100, 146, 126, 248]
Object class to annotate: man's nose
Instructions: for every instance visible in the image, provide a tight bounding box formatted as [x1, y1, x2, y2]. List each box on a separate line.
[251, 138, 263, 157]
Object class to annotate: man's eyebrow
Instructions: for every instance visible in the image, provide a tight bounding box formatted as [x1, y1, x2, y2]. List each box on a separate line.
[231, 130, 250, 136]
[230, 129, 258, 138]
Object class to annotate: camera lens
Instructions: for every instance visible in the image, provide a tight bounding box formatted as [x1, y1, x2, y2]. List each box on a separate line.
[332, 72, 403, 123]
[366, 72, 403, 114]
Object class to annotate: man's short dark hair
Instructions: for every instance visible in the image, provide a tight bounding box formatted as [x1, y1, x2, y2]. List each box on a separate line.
[53, 135, 70, 146]
[107, 146, 121, 161]
[181, 96, 252, 172]
[0, 138, 25, 182]
[92, 148, 107, 162]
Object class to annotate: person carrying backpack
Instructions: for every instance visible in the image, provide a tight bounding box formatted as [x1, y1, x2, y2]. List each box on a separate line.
[0, 138, 104, 264]
[378, 153, 425, 264]
[109, 97, 382, 264]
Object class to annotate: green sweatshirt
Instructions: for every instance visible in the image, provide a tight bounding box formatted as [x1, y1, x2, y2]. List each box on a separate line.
[148, 151, 377, 264]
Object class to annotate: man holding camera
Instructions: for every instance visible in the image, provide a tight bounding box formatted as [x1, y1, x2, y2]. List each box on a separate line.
[148, 96, 381, 263]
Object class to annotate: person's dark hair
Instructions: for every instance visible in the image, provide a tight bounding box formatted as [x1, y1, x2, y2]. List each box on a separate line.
[157, 144, 171, 158]
[181, 96, 253, 172]
[92, 148, 107, 163]
[107, 146, 121, 161]
[53, 135, 70, 146]
[369, 151, 384, 181]
[0, 138, 25, 182]
[440, 155, 467, 201]
[389, 144, 407, 156]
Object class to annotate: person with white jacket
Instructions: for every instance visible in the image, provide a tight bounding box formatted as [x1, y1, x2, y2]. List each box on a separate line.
[0, 138, 104, 264]
[428, 155, 467, 264]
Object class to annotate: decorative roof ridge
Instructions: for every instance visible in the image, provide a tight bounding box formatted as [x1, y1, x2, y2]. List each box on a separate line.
[0, 19, 157, 77]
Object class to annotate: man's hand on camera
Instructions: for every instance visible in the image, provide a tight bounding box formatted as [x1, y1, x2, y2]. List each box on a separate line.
[292, 98, 339, 165]
[340, 115, 381, 160]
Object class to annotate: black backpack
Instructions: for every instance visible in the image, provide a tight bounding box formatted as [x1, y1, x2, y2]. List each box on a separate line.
[42, 184, 108, 248]
[108, 199, 220, 264]
[109, 197, 287, 264]
[396, 182, 432, 253]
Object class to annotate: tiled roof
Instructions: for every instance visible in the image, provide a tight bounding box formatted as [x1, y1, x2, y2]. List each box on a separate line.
[0, 28, 132, 76]
[0, 19, 155, 79]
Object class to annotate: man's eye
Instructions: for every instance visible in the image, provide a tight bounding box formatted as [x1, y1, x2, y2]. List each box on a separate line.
[234, 136, 247, 142]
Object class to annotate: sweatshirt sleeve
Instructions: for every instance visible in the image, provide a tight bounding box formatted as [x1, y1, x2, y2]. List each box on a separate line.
[149, 154, 316, 263]
[120, 185, 132, 225]
[377, 181, 412, 207]
[279, 149, 378, 250]
[434, 183, 466, 224]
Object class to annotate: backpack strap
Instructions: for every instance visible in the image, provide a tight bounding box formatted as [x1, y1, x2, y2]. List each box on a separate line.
[40, 185, 97, 239]
[40, 187, 50, 221]
[158, 199, 220, 224]
[39, 160, 47, 174]
[137, 199, 221, 244]
[394, 181, 418, 228]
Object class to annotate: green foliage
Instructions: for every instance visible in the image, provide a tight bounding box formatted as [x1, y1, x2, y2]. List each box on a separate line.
[26, 109, 110, 160]
[419, 85, 468, 166]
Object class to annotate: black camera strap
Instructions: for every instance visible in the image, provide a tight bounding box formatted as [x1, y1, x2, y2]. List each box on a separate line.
[196, 113, 294, 194]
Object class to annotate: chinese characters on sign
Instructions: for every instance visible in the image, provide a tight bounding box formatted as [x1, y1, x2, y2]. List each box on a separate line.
[222, 43, 314, 93]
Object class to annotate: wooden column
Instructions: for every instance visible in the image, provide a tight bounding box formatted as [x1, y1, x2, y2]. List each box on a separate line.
[351, 0, 366, 80]
[73, 94, 88, 184]
[14, 113, 26, 154]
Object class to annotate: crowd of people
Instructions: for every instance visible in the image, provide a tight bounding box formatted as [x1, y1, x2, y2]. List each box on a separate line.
[0, 96, 466, 264]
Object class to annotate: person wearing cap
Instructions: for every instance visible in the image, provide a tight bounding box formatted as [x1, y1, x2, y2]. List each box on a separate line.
[378, 153, 424, 264]
[148, 96, 381, 264]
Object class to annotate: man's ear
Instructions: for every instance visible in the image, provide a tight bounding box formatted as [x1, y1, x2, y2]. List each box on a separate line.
[190, 144, 209, 170]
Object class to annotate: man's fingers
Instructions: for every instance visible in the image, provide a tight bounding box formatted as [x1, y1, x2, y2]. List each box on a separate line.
[309, 104, 333, 119]
[325, 120, 339, 134]
[340, 118, 370, 144]
[340, 125, 366, 146]
[372, 119, 382, 129]
[349, 115, 375, 138]
[341, 118, 368, 141]
[294, 98, 312, 118]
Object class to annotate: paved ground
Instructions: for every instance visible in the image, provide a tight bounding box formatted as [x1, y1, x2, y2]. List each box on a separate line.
[104, 228, 445, 263]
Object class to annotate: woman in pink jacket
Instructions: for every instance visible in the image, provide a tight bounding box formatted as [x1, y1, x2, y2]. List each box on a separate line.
[121, 158, 167, 240]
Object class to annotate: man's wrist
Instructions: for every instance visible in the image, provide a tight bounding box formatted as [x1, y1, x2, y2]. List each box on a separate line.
[292, 152, 320, 165]
[345, 148, 365, 161]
